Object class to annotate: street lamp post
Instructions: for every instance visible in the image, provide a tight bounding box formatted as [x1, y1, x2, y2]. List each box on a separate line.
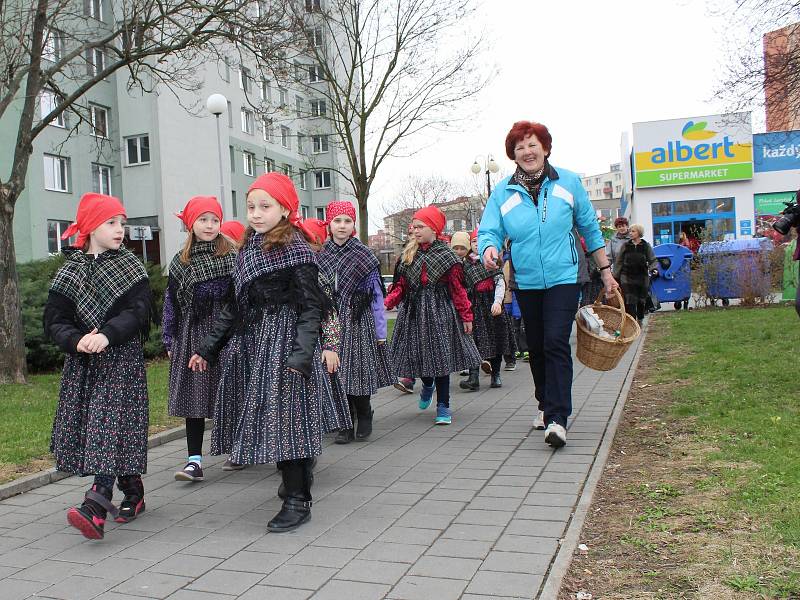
[471, 155, 500, 201]
[206, 93, 229, 216]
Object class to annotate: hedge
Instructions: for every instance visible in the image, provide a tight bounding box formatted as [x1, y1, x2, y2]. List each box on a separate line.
[19, 255, 167, 373]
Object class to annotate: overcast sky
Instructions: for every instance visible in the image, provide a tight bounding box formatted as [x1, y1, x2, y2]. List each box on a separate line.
[366, 0, 759, 231]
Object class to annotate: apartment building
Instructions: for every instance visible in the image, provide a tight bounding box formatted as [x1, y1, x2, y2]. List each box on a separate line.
[580, 163, 624, 222]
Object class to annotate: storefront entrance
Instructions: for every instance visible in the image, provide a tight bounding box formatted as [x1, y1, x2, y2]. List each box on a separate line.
[651, 198, 736, 247]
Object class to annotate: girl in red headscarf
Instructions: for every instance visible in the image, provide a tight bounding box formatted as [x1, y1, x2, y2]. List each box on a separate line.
[189, 173, 349, 533]
[319, 201, 394, 444]
[44, 193, 155, 540]
[384, 205, 481, 425]
[163, 196, 236, 483]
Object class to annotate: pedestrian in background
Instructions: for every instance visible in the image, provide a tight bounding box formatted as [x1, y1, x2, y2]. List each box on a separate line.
[608, 216, 631, 266]
[613, 223, 658, 325]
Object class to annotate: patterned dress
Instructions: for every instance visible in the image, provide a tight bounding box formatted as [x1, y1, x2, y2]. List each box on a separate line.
[318, 238, 394, 396]
[388, 241, 481, 378]
[462, 257, 516, 360]
[203, 232, 350, 464]
[44, 247, 153, 476]
[163, 242, 235, 419]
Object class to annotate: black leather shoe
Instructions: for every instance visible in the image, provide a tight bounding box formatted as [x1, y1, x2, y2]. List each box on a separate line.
[334, 428, 354, 444]
[459, 368, 479, 391]
[267, 497, 312, 532]
[490, 373, 502, 388]
[355, 410, 374, 441]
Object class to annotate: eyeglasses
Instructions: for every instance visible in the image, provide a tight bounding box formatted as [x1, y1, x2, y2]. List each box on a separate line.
[411, 224, 429, 231]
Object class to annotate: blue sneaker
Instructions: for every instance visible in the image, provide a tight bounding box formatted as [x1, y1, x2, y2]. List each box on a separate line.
[434, 404, 452, 425]
[419, 384, 434, 410]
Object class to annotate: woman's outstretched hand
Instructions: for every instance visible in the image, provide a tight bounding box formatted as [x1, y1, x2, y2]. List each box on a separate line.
[482, 247, 499, 269]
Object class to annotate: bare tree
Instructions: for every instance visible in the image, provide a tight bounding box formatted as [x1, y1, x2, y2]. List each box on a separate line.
[280, 0, 490, 240]
[713, 0, 800, 128]
[0, 0, 288, 382]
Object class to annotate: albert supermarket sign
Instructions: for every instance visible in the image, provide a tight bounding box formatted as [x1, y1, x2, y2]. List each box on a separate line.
[633, 112, 753, 188]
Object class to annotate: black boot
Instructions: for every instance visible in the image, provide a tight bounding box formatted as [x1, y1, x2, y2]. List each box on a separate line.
[459, 368, 479, 391]
[335, 397, 356, 444]
[490, 372, 502, 388]
[278, 457, 316, 500]
[115, 475, 145, 523]
[66, 484, 118, 540]
[268, 459, 312, 533]
[354, 396, 373, 442]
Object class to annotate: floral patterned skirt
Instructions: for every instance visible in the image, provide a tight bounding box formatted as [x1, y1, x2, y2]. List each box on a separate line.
[339, 302, 395, 396]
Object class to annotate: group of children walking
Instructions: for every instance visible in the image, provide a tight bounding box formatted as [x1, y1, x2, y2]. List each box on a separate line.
[44, 187, 518, 541]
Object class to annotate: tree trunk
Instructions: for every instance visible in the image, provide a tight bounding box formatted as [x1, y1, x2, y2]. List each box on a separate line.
[358, 197, 369, 242]
[0, 190, 27, 383]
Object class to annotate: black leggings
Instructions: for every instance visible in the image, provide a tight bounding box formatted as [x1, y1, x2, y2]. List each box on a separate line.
[421, 375, 450, 407]
[186, 418, 205, 457]
[346, 394, 372, 420]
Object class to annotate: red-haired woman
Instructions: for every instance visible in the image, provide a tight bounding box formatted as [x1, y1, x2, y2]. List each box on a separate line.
[609, 217, 631, 267]
[478, 121, 619, 449]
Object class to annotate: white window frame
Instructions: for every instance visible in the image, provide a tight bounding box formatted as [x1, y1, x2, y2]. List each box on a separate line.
[91, 163, 112, 194]
[262, 118, 274, 143]
[90, 104, 108, 138]
[310, 27, 323, 47]
[281, 164, 293, 177]
[314, 169, 331, 190]
[299, 170, 308, 190]
[125, 134, 150, 165]
[87, 48, 105, 76]
[297, 133, 305, 154]
[295, 95, 304, 117]
[43, 28, 65, 62]
[310, 99, 327, 118]
[48, 220, 75, 253]
[280, 126, 290, 149]
[227, 101, 233, 128]
[40, 90, 65, 127]
[87, 0, 103, 21]
[301, 206, 309, 219]
[241, 107, 254, 134]
[308, 65, 323, 83]
[259, 79, 270, 101]
[312, 134, 329, 154]
[278, 87, 287, 106]
[243, 151, 256, 176]
[239, 66, 251, 93]
[305, 0, 321, 12]
[264, 157, 275, 173]
[315, 206, 324, 220]
[43, 154, 70, 192]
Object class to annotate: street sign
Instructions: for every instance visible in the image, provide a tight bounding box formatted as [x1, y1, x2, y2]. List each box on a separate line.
[128, 225, 153, 241]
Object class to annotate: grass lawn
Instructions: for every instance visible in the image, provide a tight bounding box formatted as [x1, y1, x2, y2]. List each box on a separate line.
[0, 359, 179, 484]
[562, 304, 800, 598]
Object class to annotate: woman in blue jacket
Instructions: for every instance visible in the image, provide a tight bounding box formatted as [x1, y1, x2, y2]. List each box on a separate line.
[478, 121, 618, 449]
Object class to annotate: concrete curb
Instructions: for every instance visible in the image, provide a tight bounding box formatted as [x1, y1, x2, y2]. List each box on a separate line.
[0, 423, 190, 502]
[537, 325, 649, 599]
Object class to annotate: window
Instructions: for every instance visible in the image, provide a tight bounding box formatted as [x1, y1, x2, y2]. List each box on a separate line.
[239, 67, 252, 93]
[40, 90, 65, 127]
[241, 108, 254, 134]
[281, 164, 293, 177]
[243, 151, 255, 176]
[301, 206, 309, 219]
[90, 104, 108, 138]
[264, 157, 275, 173]
[259, 79, 270, 101]
[229, 146, 235, 172]
[278, 87, 287, 106]
[126, 135, 150, 165]
[305, 0, 321, 11]
[308, 65, 323, 83]
[314, 170, 331, 189]
[312, 134, 329, 153]
[91, 163, 112, 194]
[86, 48, 105, 76]
[310, 99, 327, 117]
[297, 134, 306, 153]
[293, 61, 303, 80]
[281, 126, 290, 149]
[309, 27, 323, 47]
[231, 190, 237, 218]
[316, 207, 324, 220]
[44, 155, 69, 192]
[221, 59, 231, 82]
[295, 95, 304, 117]
[43, 29, 65, 62]
[227, 101, 232, 128]
[86, 0, 103, 21]
[299, 170, 308, 190]
[262, 118, 274, 143]
[595, 177, 600, 184]
[48, 220, 75, 253]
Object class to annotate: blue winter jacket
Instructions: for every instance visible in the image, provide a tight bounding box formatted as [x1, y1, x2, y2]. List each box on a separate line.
[478, 164, 605, 290]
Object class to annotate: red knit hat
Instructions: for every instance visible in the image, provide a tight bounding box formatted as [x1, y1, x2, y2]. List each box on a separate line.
[303, 218, 329, 245]
[176, 196, 222, 230]
[220, 220, 246, 242]
[247, 173, 302, 227]
[412, 205, 446, 236]
[61, 193, 127, 248]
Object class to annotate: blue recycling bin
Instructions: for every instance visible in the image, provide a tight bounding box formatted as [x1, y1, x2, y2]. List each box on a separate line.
[697, 238, 773, 301]
[652, 243, 693, 303]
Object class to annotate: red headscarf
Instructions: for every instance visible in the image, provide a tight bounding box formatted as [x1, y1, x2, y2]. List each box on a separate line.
[325, 201, 357, 236]
[303, 218, 329, 245]
[469, 227, 479, 241]
[412, 206, 446, 237]
[220, 220, 246, 242]
[61, 193, 127, 248]
[176, 196, 223, 230]
[247, 173, 302, 225]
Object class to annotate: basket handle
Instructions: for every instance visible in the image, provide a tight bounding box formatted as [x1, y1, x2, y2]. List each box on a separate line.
[593, 287, 628, 322]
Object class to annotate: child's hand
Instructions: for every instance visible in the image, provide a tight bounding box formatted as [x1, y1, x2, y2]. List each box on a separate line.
[321, 350, 340, 374]
[463, 321, 473, 335]
[84, 332, 109, 353]
[491, 302, 502, 317]
[188, 354, 208, 372]
[167, 351, 172, 359]
[76, 328, 98, 353]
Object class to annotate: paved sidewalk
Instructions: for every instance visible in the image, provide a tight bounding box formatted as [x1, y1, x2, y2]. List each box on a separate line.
[0, 334, 642, 600]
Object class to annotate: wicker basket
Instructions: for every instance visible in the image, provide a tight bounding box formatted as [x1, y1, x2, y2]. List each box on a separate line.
[575, 289, 641, 371]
